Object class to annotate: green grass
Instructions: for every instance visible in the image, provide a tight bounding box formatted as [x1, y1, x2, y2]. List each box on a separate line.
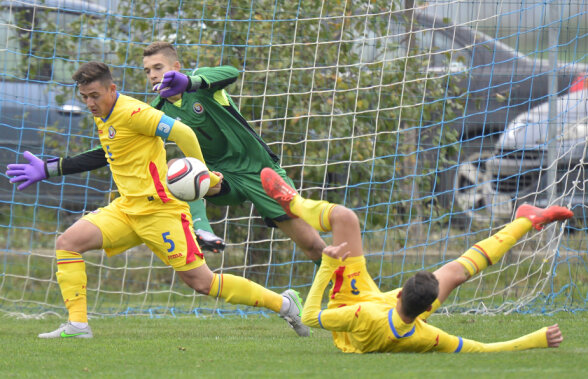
[1, 313, 587, 378]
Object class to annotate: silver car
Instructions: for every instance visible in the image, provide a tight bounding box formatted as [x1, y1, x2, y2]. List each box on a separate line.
[458, 78, 588, 222]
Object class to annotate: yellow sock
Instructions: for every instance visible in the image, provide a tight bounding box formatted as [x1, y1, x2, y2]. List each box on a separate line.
[56, 250, 87, 323]
[208, 273, 283, 313]
[456, 218, 533, 276]
[290, 195, 337, 232]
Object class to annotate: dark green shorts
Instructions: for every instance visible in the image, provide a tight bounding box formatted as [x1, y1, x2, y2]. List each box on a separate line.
[206, 162, 294, 226]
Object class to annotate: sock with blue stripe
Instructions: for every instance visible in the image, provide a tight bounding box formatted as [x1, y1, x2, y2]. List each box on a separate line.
[56, 250, 88, 323]
[456, 218, 532, 276]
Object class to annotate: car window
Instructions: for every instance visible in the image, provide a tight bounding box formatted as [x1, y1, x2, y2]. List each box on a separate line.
[350, 14, 470, 72]
[432, 31, 469, 72]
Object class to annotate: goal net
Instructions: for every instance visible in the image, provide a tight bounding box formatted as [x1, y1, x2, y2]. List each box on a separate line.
[1, 0, 586, 318]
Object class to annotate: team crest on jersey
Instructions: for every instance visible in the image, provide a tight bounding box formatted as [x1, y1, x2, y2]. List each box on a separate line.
[193, 102, 204, 114]
[108, 126, 116, 139]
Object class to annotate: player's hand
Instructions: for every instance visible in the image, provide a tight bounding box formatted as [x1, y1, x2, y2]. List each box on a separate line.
[153, 71, 189, 97]
[205, 171, 223, 197]
[153, 71, 201, 98]
[5, 151, 47, 190]
[546, 324, 563, 347]
[323, 242, 351, 261]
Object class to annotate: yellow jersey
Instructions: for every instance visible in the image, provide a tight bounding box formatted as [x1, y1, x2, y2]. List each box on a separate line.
[302, 255, 549, 353]
[94, 93, 184, 214]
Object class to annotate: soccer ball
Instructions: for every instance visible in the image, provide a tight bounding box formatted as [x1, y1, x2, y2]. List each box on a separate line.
[166, 157, 211, 201]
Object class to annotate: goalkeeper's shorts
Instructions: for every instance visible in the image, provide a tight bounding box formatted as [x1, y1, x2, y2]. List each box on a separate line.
[206, 162, 296, 227]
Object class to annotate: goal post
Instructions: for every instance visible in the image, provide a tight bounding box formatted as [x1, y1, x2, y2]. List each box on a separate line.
[1, 0, 586, 318]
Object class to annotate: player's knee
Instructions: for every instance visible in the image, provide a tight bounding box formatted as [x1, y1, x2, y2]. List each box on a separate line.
[178, 268, 212, 294]
[56, 229, 99, 253]
[55, 232, 78, 252]
[192, 282, 210, 295]
[182, 277, 210, 294]
[331, 206, 359, 229]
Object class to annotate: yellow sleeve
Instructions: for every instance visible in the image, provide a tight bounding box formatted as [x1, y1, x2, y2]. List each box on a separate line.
[456, 327, 549, 352]
[302, 254, 371, 332]
[167, 120, 220, 187]
[315, 303, 378, 333]
[301, 254, 338, 328]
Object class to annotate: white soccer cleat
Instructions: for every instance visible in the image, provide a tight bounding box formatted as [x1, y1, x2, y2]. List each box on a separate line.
[195, 228, 226, 254]
[38, 321, 93, 339]
[280, 289, 310, 337]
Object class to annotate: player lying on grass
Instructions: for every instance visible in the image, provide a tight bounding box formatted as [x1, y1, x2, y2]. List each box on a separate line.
[5, 62, 309, 338]
[260, 167, 570, 353]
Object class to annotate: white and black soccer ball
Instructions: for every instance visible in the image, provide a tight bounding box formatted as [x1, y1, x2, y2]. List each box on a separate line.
[166, 157, 211, 201]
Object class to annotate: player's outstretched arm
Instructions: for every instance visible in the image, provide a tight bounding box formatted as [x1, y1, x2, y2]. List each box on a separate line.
[454, 324, 563, 353]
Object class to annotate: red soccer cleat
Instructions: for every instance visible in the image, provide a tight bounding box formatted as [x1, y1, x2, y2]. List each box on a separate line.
[260, 167, 298, 218]
[515, 204, 573, 231]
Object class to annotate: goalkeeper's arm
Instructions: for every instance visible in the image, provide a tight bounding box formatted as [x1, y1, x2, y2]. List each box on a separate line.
[6, 147, 108, 190]
[154, 66, 239, 98]
[46, 146, 108, 176]
[191, 66, 239, 91]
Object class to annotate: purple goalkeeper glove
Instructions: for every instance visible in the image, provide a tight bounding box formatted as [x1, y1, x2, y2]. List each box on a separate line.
[153, 71, 202, 98]
[6, 151, 48, 190]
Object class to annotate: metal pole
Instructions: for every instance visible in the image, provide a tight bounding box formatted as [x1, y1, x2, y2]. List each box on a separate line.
[546, 0, 559, 203]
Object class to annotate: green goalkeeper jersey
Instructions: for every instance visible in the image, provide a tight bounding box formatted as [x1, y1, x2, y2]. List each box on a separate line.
[151, 65, 279, 174]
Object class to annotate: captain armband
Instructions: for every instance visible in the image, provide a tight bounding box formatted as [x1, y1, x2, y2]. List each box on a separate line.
[155, 114, 176, 139]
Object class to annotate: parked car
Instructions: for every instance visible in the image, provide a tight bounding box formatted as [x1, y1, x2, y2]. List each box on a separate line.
[0, 0, 112, 210]
[457, 76, 587, 222]
[351, 10, 587, 218]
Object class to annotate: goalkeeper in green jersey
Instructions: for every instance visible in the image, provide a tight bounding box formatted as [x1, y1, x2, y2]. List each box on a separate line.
[142, 41, 326, 264]
[261, 167, 570, 353]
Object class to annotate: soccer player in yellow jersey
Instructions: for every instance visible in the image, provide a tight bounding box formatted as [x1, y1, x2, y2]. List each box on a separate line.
[7, 62, 309, 338]
[261, 167, 571, 353]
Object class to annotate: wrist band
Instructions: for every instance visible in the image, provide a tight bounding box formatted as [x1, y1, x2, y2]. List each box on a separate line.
[45, 157, 61, 177]
[187, 75, 202, 92]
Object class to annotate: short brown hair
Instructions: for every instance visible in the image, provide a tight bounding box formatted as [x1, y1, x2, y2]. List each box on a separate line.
[400, 271, 439, 319]
[143, 41, 178, 61]
[72, 61, 112, 86]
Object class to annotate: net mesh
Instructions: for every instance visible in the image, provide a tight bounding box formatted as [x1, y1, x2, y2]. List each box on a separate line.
[1, 0, 586, 318]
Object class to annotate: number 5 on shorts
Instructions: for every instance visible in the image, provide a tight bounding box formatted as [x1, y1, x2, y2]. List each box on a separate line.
[162, 231, 176, 252]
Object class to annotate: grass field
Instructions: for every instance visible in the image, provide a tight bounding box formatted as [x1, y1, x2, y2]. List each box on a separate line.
[1, 312, 587, 378]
